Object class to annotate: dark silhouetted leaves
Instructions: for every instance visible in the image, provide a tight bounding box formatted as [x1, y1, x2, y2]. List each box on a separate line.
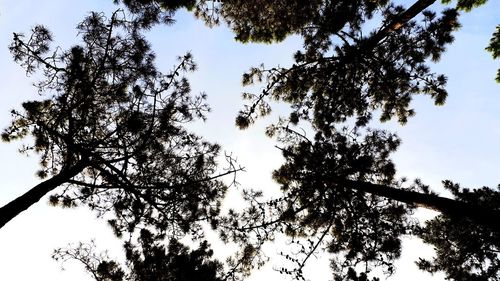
[486, 25, 500, 82]
[3, 10, 235, 239]
[54, 230, 223, 281]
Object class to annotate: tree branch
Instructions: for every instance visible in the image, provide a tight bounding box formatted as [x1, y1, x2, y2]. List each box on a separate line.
[335, 178, 500, 232]
[364, 0, 437, 49]
[0, 160, 88, 229]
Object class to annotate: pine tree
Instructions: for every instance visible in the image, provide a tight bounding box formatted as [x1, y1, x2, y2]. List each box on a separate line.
[105, 0, 499, 280]
[0, 10, 241, 240]
[52, 229, 224, 281]
[179, 1, 498, 280]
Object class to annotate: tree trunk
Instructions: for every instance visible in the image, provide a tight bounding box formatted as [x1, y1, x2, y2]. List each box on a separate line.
[340, 179, 500, 232]
[365, 0, 437, 48]
[0, 161, 87, 229]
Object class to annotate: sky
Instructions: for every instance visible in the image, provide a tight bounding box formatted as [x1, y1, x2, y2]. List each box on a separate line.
[0, 0, 499, 280]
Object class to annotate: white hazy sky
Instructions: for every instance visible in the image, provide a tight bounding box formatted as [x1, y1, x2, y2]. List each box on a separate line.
[0, 1, 498, 280]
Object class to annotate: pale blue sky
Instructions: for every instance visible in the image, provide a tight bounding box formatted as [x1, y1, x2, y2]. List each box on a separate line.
[0, 0, 498, 280]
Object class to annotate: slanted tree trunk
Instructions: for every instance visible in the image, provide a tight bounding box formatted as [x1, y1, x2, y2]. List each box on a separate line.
[365, 0, 437, 48]
[0, 161, 87, 229]
[340, 178, 500, 232]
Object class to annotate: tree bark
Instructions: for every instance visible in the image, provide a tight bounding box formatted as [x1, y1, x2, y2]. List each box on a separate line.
[0, 161, 87, 229]
[365, 0, 437, 49]
[337, 0, 500, 229]
[340, 178, 500, 232]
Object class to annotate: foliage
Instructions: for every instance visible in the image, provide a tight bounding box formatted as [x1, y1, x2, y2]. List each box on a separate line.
[486, 24, 500, 82]
[441, 0, 488, 11]
[3, 0, 499, 280]
[111, 0, 197, 28]
[3, 10, 240, 238]
[53, 240, 125, 281]
[104, 0, 500, 280]
[200, 0, 329, 43]
[125, 231, 223, 281]
[235, 1, 459, 131]
[204, 0, 499, 280]
[219, 130, 414, 281]
[416, 183, 500, 281]
[53, 229, 224, 281]
[109, 1, 498, 131]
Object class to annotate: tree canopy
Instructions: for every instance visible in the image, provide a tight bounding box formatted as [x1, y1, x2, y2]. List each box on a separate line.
[1, 10, 241, 240]
[1, 0, 499, 281]
[181, 0, 499, 280]
[53, 229, 224, 281]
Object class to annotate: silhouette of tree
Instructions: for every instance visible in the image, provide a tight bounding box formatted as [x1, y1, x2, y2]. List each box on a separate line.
[3, 1, 498, 281]
[416, 182, 500, 281]
[53, 240, 126, 281]
[234, 0, 461, 129]
[110, 1, 490, 41]
[486, 24, 500, 82]
[220, 127, 499, 280]
[106, 0, 499, 280]
[215, 128, 410, 280]
[111, 0, 197, 28]
[53, 229, 224, 281]
[184, 1, 499, 280]
[0, 10, 242, 240]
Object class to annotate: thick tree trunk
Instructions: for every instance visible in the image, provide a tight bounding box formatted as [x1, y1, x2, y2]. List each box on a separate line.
[341, 179, 500, 232]
[0, 161, 87, 229]
[366, 0, 437, 48]
[339, 0, 499, 228]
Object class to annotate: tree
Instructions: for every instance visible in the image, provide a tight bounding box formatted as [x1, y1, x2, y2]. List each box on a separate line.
[4, 1, 498, 280]
[486, 24, 500, 82]
[110, 0, 197, 28]
[218, 1, 499, 280]
[0, 10, 241, 241]
[163, 0, 498, 280]
[416, 184, 500, 281]
[84, 0, 498, 280]
[52, 229, 224, 281]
